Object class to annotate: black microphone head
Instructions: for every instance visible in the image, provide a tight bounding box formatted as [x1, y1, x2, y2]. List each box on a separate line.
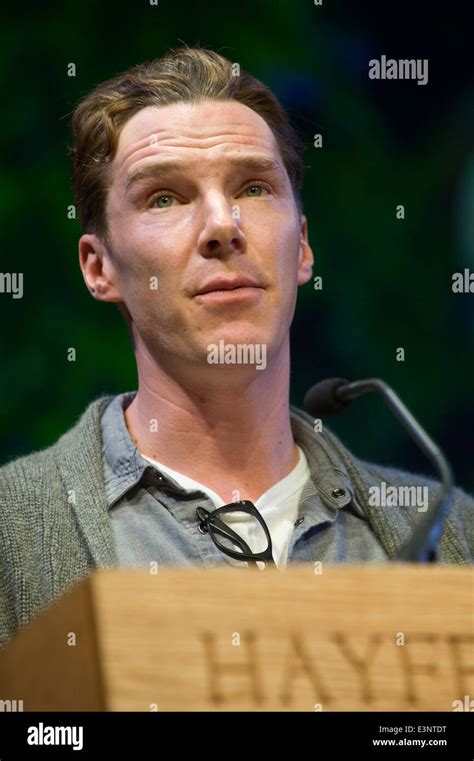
[304, 378, 352, 418]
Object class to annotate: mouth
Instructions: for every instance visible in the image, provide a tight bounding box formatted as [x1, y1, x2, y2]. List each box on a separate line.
[194, 285, 264, 304]
[196, 277, 261, 296]
[194, 275, 264, 302]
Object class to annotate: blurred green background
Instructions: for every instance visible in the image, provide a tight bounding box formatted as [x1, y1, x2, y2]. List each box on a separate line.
[0, 0, 472, 491]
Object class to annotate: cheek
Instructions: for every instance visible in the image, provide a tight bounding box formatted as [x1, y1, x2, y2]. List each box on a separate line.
[245, 202, 299, 255]
[113, 227, 168, 293]
[271, 224, 301, 282]
[270, 225, 301, 321]
[112, 230, 189, 333]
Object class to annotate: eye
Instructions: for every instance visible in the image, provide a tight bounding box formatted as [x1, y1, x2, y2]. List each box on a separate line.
[242, 182, 271, 197]
[148, 191, 178, 209]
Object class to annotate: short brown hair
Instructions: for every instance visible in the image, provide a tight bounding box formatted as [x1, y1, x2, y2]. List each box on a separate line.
[69, 45, 305, 242]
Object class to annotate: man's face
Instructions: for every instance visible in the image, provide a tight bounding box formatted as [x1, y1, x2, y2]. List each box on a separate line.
[88, 99, 313, 372]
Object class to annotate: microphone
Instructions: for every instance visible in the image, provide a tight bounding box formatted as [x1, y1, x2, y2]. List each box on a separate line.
[303, 377, 455, 563]
[304, 377, 352, 417]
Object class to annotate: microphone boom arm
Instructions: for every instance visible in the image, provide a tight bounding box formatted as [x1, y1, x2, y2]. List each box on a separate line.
[336, 379, 454, 562]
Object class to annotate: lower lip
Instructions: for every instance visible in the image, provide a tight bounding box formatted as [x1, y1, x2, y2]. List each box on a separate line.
[194, 286, 263, 304]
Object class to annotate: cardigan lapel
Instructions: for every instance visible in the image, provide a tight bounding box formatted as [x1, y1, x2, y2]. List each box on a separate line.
[346, 459, 468, 564]
[53, 395, 119, 568]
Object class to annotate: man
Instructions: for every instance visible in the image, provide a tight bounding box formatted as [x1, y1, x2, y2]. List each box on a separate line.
[0, 47, 472, 649]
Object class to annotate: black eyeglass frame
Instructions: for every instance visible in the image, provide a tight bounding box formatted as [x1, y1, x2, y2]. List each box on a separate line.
[196, 500, 275, 566]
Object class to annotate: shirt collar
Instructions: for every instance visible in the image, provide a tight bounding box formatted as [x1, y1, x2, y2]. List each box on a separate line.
[101, 391, 355, 515]
[102, 390, 190, 509]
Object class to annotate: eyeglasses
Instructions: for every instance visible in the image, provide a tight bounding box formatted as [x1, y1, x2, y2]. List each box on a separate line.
[196, 500, 275, 567]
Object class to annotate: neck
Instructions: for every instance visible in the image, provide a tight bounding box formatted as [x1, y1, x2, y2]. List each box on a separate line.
[124, 338, 298, 504]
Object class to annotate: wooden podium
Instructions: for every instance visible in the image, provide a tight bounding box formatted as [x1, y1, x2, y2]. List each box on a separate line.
[0, 565, 472, 711]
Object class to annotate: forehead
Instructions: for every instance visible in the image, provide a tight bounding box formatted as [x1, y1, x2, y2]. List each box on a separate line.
[114, 99, 282, 171]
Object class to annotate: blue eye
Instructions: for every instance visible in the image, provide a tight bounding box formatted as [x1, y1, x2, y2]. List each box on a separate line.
[147, 182, 270, 209]
[244, 184, 268, 197]
[152, 194, 175, 208]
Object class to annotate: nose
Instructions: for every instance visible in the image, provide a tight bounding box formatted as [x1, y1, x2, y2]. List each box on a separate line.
[196, 192, 247, 258]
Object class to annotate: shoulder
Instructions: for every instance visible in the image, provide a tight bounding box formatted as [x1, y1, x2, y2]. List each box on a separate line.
[323, 424, 473, 510]
[291, 404, 473, 561]
[292, 403, 473, 501]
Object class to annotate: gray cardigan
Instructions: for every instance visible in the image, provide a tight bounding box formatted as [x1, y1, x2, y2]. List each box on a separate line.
[0, 395, 472, 649]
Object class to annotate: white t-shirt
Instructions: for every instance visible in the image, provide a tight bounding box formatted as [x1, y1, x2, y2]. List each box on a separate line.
[141, 445, 310, 569]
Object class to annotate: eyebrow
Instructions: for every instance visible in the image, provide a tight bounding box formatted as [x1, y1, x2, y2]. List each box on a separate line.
[125, 154, 284, 192]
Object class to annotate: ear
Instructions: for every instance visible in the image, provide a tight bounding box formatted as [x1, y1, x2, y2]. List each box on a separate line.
[78, 233, 124, 303]
[296, 214, 314, 286]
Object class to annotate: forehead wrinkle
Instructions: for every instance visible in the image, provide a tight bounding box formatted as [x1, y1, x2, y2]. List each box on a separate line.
[117, 106, 277, 157]
[119, 129, 272, 166]
[114, 106, 284, 193]
[116, 96, 278, 151]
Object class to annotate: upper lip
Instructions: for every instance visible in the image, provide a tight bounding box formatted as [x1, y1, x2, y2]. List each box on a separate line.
[196, 276, 261, 295]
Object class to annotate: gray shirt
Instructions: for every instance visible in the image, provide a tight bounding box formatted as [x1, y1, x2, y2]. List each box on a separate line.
[102, 391, 389, 567]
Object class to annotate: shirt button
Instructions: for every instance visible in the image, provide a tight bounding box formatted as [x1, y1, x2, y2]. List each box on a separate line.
[331, 487, 346, 498]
